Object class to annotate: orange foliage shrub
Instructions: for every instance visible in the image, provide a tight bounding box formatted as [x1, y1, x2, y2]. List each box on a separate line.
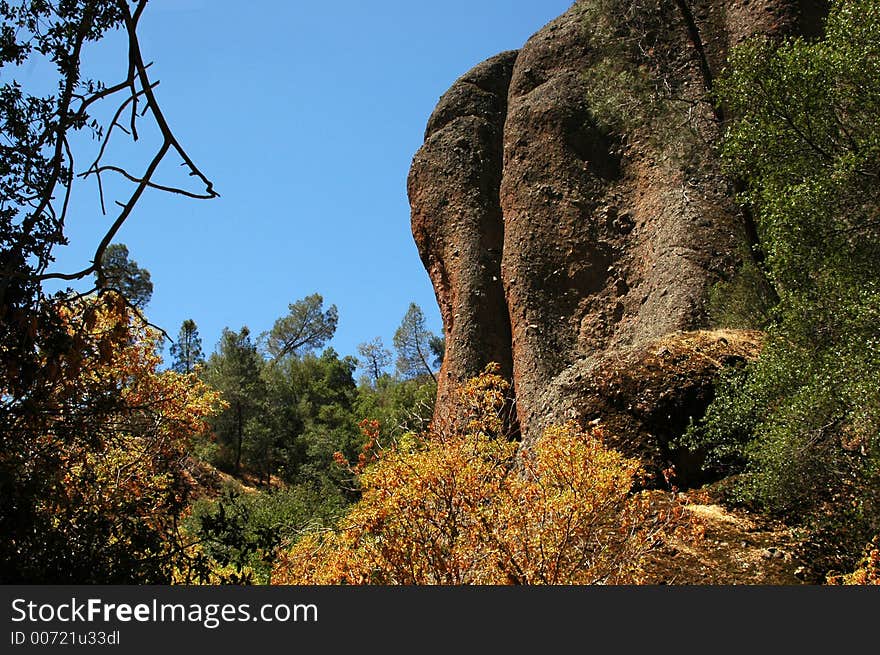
[53, 296, 223, 515]
[3, 294, 224, 582]
[828, 537, 880, 585]
[274, 366, 690, 584]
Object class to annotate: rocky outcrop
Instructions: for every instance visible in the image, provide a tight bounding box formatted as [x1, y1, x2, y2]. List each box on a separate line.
[408, 51, 517, 428]
[500, 3, 736, 440]
[551, 329, 763, 487]
[408, 0, 824, 472]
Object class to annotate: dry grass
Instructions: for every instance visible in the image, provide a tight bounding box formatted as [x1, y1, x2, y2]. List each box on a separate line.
[640, 487, 806, 585]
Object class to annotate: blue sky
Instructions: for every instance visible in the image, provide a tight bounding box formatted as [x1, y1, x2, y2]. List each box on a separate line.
[43, 0, 574, 371]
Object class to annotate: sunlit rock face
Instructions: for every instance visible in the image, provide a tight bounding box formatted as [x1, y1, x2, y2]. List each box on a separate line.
[409, 0, 823, 459]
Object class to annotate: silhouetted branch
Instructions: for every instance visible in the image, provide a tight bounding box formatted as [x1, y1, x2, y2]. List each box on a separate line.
[4, 0, 218, 296]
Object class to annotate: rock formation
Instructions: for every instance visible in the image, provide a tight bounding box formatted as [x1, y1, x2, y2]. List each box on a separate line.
[408, 0, 827, 476]
[408, 51, 516, 427]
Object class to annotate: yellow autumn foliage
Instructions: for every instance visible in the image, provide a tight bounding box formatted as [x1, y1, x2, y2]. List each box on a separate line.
[274, 365, 691, 584]
[11, 293, 225, 582]
[828, 537, 880, 585]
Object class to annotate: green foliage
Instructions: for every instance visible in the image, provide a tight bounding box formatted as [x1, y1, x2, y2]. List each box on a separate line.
[578, 0, 713, 163]
[392, 302, 439, 382]
[260, 347, 361, 493]
[170, 318, 205, 373]
[201, 327, 266, 474]
[187, 485, 344, 584]
[262, 293, 338, 360]
[202, 326, 360, 489]
[95, 243, 153, 309]
[356, 325, 439, 443]
[708, 258, 776, 329]
[685, 0, 880, 572]
[192, 331, 366, 582]
[200, 298, 439, 502]
[354, 375, 437, 444]
[356, 336, 392, 386]
[428, 334, 445, 369]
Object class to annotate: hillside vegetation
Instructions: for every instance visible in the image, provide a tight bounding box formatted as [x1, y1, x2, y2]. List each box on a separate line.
[680, 0, 880, 580]
[1, 0, 878, 585]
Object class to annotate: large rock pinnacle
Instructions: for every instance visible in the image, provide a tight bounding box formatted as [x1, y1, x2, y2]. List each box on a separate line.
[408, 51, 517, 428]
[409, 0, 826, 455]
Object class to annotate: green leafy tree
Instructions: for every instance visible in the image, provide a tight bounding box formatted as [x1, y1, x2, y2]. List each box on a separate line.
[260, 348, 360, 495]
[202, 327, 266, 475]
[263, 293, 338, 360]
[170, 318, 205, 373]
[357, 336, 392, 386]
[95, 243, 153, 309]
[293, 349, 360, 493]
[683, 0, 880, 574]
[393, 302, 439, 382]
[243, 295, 354, 489]
[201, 301, 358, 495]
[355, 375, 437, 443]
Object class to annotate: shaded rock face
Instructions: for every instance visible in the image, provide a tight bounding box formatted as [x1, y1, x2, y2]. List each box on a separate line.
[552, 329, 763, 488]
[408, 1, 822, 453]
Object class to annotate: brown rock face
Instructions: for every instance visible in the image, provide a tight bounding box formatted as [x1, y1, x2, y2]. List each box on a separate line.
[501, 2, 747, 440]
[408, 51, 517, 428]
[554, 329, 763, 487]
[408, 1, 823, 453]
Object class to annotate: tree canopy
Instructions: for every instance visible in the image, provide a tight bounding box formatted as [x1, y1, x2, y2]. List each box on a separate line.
[393, 302, 440, 382]
[262, 294, 338, 361]
[0, 296, 222, 582]
[682, 0, 880, 574]
[202, 327, 265, 475]
[357, 336, 392, 386]
[170, 318, 205, 373]
[96, 243, 153, 308]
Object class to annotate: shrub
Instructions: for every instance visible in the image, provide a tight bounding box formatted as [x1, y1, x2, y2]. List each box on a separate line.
[185, 484, 345, 584]
[273, 367, 692, 585]
[828, 537, 880, 585]
[0, 295, 223, 583]
[708, 258, 776, 330]
[683, 0, 880, 574]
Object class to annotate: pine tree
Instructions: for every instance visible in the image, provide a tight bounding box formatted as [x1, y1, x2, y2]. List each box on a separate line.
[202, 327, 265, 475]
[170, 319, 205, 373]
[393, 303, 439, 382]
[95, 243, 153, 309]
[357, 337, 392, 386]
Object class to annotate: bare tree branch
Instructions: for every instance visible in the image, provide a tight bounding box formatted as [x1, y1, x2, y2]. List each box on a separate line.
[83, 165, 217, 200]
[3, 0, 218, 297]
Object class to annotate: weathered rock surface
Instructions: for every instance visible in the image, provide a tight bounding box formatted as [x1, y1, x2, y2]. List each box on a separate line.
[408, 0, 825, 473]
[408, 51, 517, 428]
[500, 3, 735, 440]
[551, 329, 763, 487]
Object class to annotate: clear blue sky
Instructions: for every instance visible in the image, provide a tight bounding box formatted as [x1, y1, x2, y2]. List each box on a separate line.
[44, 0, 574, 371]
